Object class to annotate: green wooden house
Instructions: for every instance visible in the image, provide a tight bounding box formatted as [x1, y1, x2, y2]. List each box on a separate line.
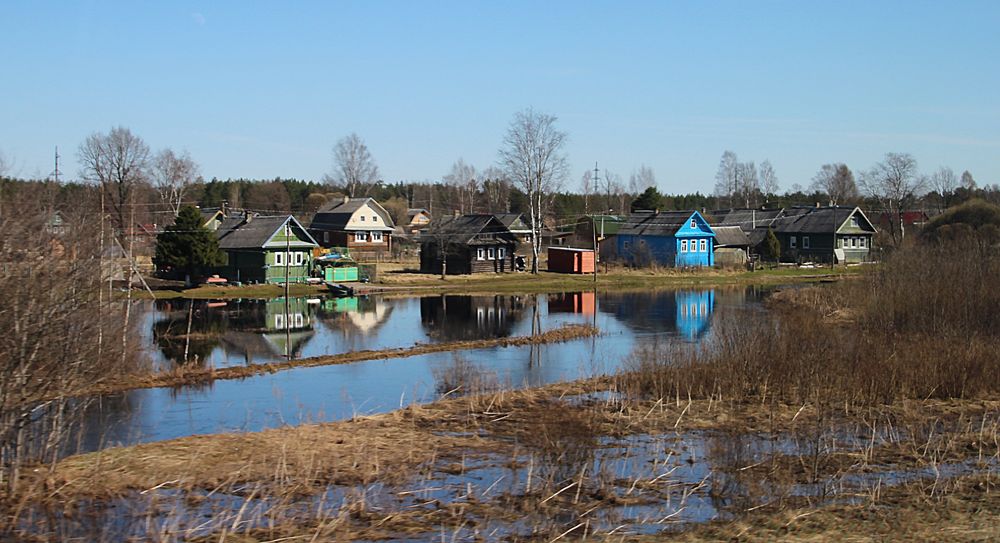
[770, 206, 876, 264]
[215, 213, 319, 284]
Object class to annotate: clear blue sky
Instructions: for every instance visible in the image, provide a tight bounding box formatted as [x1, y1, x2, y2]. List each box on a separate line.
[2, 1, 998, 194]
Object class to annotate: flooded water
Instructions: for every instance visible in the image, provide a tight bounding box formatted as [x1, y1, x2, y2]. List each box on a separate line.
[79, 287, 768, 452]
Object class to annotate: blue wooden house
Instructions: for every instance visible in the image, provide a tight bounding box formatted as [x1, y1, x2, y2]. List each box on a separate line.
[617, 211, 716, 267]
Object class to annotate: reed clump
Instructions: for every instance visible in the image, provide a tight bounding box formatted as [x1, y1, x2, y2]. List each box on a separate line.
[617, 239, 1000, 407]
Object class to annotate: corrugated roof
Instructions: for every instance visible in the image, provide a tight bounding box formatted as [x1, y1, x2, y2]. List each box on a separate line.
[771, 206, 866, 234]
[310, 197, 394, 231]
[619, 211, 702, 237]
[419, 214, 516, 245]
[710, 208, 785, 231]
[216, 215, 316, 249]
[712, 226, 751, 247]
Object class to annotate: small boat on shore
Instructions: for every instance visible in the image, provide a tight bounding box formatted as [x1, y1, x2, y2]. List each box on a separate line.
[325, 282, 355, 297]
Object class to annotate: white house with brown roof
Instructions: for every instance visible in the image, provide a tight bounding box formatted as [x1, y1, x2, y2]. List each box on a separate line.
[308, 197, 395, 256]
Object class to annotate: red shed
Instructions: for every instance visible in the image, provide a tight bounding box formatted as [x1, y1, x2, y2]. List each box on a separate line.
[547, 247, 595, 274]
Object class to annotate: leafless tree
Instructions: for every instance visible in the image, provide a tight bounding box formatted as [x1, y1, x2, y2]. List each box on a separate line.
[580, 169, 595, 213]
[811, 163, 859, 205]
[760, 160, 779, 198]
[628, 164, 656, 194]
[714, 150, 739, 208]
[929, 166, 958, 209]
[861, 153, 925, 247]
[77, 126, 151, 232]
[152, 148, 200, 216]
[480, 166, 510, 213]
[737, 161, 758, 208]
[498, 109, 568, 274]
[325, 133, 380, 197]
[444, 159, 477, 214]
[961, 170, 977, 190]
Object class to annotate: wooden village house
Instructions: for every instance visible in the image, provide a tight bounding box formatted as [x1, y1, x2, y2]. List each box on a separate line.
[419, 214, 518, 275]
[215, 213, 319, 284]
[769, 206, 877, 264]
[308, 197, 395, 257]
[617, 210, 716, 268]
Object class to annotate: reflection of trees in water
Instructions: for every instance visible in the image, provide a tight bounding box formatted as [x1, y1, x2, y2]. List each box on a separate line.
[420, 295, 529, 341]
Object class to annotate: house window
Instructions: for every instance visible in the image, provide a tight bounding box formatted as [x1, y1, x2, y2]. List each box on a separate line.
[295, 252, 305, 266]
[323, 232, 330, 244]
[851, 237, 857, 248]
[498, 247, 506, 259]
[690, 219, 697, 228]
[488, 247, 495, 260]
[275, 314, 285, 329]
[790, 236, 797, 249]
[859, 237, 867, 248]
[274, 252, 285, 266]
[700, 239, 707, 252]
[623, 240, 631, 251]
[360, 216, 366, 222]
[803, 236, 810, 249]
[680, 239, 688, 252]
[355, 232, 367, 242]
[293, 313, 304, 328]
[372, 215, 378, 222]
[371, 231, 383, 242]
[476, 248, 485, 260]
[851, 216, 859, 228]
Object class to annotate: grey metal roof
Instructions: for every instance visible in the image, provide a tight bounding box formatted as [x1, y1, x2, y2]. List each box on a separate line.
[493, 213, 532, 233]
[709, 208, 785, 231]
[619, 211, 703, 237]
[311, 198, 394, 231]
[712, 226, 751, 247]
[419, 214, 516, 245]
[771, 206, 871, 235]
[216, 215, 317, 249]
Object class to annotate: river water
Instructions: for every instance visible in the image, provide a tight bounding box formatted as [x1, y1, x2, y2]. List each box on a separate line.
[77, 287, 768, 452]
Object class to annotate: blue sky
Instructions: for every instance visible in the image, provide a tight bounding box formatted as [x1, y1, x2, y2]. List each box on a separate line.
[2, 1, 998, 194]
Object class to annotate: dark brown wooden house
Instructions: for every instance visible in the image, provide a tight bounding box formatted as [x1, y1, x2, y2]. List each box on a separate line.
[419, 214, 518, 275]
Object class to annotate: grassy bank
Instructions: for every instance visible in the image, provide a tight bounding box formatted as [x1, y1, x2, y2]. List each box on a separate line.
[140, 264, 862, 300]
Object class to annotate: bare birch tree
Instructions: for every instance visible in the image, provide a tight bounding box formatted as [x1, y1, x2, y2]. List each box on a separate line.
[498, 109, 568, 274]
[861, 153, 925, 248]
[961, 170, 977, 190]
[811, 163, 859, 205]
[760, 159, 779, 198]
[444, 159, 477, 214]
[714, 150, 739, 208]
[580, 169, 595, 213]
[152, 148, 200, 216]
[325, 133, 380, 197]
[737, 161, 758, 208]
[628, 165, 656, 194]
[77, 126, 151, 232]
[930, 166, 958, 209]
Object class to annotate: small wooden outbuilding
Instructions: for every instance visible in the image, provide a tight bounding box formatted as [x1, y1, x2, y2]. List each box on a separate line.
[547, 247, 595, 274]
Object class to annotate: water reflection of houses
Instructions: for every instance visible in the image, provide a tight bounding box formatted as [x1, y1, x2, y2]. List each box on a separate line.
[152, 298, 317, 366]
[421, 295, 528, 341]
[600, 289, 715, 340]
[547, 292, 596, 315]
[315, 296, 394, 338]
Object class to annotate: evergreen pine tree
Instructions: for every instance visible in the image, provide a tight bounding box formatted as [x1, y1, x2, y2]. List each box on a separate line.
[630, 186, 663, 212]
[761, 227, 781, 262]
[154, 205, 226, 283]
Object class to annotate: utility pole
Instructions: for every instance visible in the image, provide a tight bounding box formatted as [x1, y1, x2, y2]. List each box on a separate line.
[284, 220, 291, 359]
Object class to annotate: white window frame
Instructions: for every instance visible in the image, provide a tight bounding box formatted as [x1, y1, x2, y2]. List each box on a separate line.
[803, 236, 810, 249]
[275, 313, 285, 329]
[488, 247, 495, 260]
[680, 239, 688, 252]
[355, 231, 367, 243]
[850, 237, 857, 248]
[790, 236, 797, 249]
[476, 247, 485, 260]
[498, 247, 506, 259]
[690, 219, 697, 228]
[859, 237, 867, 248]
[700, 239, 707, 252]
[851, 216, 859, 228]
[371, 231, 383, 243]
[274, 251, 285, 266]
[293, 313, 304, 328]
